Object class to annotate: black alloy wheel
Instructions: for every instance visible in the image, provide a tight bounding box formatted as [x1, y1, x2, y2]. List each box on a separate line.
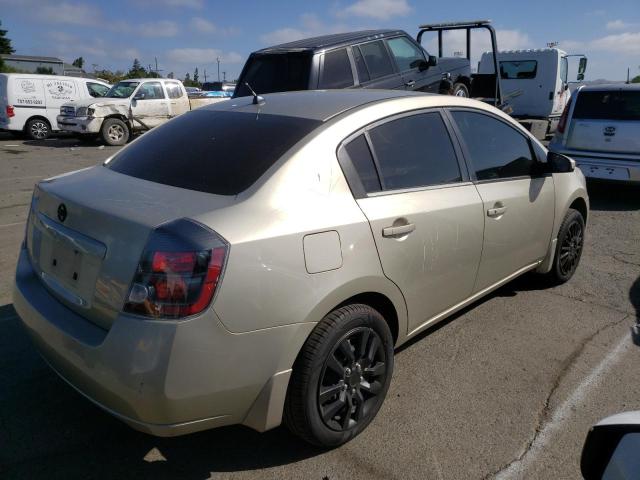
[318, 326, 387, 431]
[558, 218, 583, 278]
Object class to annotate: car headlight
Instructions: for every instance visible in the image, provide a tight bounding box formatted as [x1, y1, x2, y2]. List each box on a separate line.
[76, 107, 88, 117]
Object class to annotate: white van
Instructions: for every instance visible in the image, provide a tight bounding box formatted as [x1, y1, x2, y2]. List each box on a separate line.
[0, 74, 111, 140]
[478, 48, 587, 139]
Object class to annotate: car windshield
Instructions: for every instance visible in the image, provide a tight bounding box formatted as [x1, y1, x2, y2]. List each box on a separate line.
[105, 81, 140, 98]
[235, 52, 312, 97]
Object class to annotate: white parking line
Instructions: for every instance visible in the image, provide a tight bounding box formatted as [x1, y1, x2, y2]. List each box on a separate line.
[494, 334, 630, 479]
[0, 221, 24, 228]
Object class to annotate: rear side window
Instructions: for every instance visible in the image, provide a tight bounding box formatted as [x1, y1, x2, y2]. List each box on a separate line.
[451, 111, 534, 180]
[344, 134, 381, 193]
[368, 112, 461, 190]
[352, 46, 370, 83]
[386, 37, 425, 72]
[572, 90, 640, 121]
[319, 49, 354, 89]
[499, 61, 538, 79]
[87, 82, 109, 97]
[357, 41, 395, 80]
[235, 53, 311, 97]
[165, 82, 184, 99]
[107, 110, 321, 195]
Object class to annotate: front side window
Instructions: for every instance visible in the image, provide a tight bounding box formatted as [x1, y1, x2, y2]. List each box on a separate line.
[87, 82, 110, 98]
[560, 57, 568, 84]
[137, 82, 165, 100]
[165, 82, 184, 99]
[451, 111, 534, 180]
[319, 49, 354, 89]
[357, 41, 395, 80]
[368, 112, 462, 190]
[499, 61, 538, 79]
[386, 37, 425, 72]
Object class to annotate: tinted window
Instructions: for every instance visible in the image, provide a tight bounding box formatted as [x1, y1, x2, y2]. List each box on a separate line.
[107, 110, 321, 195]
[87, 82, 109, 97]
[499, 61, 538, 79]
[319, 49, 354, 89]
[344, 135, 381, 193]
[235, 53, 311, 97]
[352, 46, 370, 83]
[452, 111, 534, 180]
[368, 113, 461, 190]
[386, 37, 425, 72]
[573, 90, 640, 121]
[165, 82, 184, 99]
[358, 41, 395, 80]
[138, 82, 165, 99]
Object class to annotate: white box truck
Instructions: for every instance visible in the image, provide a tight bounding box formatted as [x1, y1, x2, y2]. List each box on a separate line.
[0, 73, 111, 140]
[478, 48, 587, 139]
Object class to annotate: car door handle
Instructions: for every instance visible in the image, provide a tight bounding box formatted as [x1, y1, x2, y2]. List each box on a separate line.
[382, 223, 416, 237]
[404, 80, 416, 87]
[487, 206, 507, 217]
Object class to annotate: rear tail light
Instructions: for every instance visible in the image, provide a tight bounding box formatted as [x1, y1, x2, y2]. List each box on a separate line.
[6, 105, 15, 118]
[124, 218, 228, 319]
[557, 98, 572, 134]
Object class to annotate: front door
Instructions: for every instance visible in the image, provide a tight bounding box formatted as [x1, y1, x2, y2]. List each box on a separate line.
[385, 36, 442, 93]
[131, 81, 170, 128]
[448, 109, 555, 292]
[343, 111, 484, 334]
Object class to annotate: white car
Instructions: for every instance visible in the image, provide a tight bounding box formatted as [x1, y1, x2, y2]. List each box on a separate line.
[0, 73, 110, 140]
[549, 84, 640, 183]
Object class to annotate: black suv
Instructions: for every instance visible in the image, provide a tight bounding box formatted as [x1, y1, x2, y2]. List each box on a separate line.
[234, 30, 471, 98]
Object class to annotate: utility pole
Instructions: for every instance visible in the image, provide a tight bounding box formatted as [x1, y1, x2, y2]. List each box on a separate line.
[204, 69, 207, 82]
[217, 57, 220, 81]
[222, 71, 226, 82]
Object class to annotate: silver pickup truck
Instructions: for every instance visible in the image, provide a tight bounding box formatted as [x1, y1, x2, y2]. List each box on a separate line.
[57, 78, 223, 145]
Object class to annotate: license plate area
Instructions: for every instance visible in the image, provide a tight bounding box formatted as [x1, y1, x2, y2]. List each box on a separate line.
[578, 164, 630, 181]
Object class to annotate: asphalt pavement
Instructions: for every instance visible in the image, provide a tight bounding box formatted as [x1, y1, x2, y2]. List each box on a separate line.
[0, 133, 638, 480]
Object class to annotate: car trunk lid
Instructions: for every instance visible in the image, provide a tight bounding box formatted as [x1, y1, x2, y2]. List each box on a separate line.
[566, 89, 640, 155]
[27, 166, 235, 330]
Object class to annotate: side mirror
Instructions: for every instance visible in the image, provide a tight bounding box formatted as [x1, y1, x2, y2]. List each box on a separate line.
[581, 412, 640, 480]
[578, 57, 588, 75]
[547, 151, 575, 173]
[577, 73, 585, 82]
[428, 55, 438, 67]
[134, 92, 146, 100]
[412, 59, 429, 71]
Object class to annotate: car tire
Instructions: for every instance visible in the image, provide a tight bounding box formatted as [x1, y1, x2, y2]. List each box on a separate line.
[100, 118, 129, 146]
[26, 118, 51, 140]
[452, 82, 469, 97]
[284, 304, 394, 447]
[548, 208, 585, 284]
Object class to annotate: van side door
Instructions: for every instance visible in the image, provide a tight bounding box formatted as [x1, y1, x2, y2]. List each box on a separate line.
[352, 40, 404, 90]
[385, 36, 442, 93]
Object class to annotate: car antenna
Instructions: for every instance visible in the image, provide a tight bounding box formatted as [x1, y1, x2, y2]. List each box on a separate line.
[244, 82, 264, 105]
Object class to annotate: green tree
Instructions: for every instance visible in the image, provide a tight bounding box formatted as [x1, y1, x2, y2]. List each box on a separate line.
[94, 69, 125, 84]
[126, 58, 147, 78]
[167, 71, 174, 79]
[35, 66, 55, 75]
[193, 67, 199, 84]
[632, 75, 640, 84]
[72, 57, 84, 69]
[0, 20, 14, 54]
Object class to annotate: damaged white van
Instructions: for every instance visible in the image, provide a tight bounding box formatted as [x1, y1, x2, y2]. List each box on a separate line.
[0, 73, 110, 140]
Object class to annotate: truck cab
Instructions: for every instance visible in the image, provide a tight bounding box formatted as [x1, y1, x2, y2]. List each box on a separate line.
[478, 48, 587, 139]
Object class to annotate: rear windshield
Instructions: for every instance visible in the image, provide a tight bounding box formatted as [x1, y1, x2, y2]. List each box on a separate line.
[235, 52, 312, 97]
[106, 110, 321, 195]
[573, 90, 640, 121]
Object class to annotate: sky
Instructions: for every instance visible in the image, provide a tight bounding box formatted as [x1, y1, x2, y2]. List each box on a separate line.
[0, 0, 639, 82]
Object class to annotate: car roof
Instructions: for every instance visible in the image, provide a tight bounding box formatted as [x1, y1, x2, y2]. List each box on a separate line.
[118, 78, 180, 83]
[255, 29, 405, 53]
[578, 83, 640, 92]
[200, 89, 504, 123]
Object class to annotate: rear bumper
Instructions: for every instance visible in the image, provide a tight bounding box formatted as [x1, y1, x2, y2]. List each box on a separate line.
[549, 146, 640, 183]
[13, 247, 313, 436]
[56, 116, 102, 134]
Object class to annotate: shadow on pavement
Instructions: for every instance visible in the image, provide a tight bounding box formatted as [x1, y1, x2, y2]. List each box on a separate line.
[587, 180, 640, 212]
[0, 303, 323, 479]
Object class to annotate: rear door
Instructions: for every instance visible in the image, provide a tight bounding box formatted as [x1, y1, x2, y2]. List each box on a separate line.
[385, 36, 441, 92]
[448, 109, 555, 292]
[566, 89, 640, 154]
[164, 81, 190, 116]
[339, 110, 484, 334]
[11, 77, 45, 130]
[131, 81, 170, 128]
[352, 40, 404, 90]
